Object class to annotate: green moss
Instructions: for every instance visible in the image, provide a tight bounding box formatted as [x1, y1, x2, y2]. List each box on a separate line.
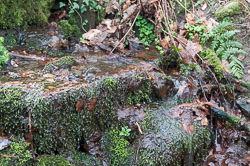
[43, 56, 76, 73]
[0, 87, 28, 135]
[0, 0, 55, 29]
[200, 49, 224, 80]
[216, 1, 242, 20]
[58, 20, 74, 39]
[127, 76, 151, 105]
[35, 155, 72, 166]
[0, 138, 32, 166]
[69, 14, 82, 36]
[72, 152, 101, 166]
[103, 127, 133, 166]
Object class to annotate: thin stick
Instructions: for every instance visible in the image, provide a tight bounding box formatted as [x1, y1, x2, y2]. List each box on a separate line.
[110, 9, 141, 54]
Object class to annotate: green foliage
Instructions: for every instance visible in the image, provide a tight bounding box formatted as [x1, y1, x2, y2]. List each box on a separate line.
[0, 0, 55, 29]
[106, 127, 131, 166]
[0, 138, 32, 166]
[58, 20, 74, 39]
[209, 21, 247, 79]
[60, 0, 105, 28]
[200, 49, 224, 80]
[0, 37, 9, 70]
[120, 126, 131, 137]
[35, 155, 72, 166]
[136, 15, 156, 47]
[185, 21, 210, 45]
[179, 63, 199, 76]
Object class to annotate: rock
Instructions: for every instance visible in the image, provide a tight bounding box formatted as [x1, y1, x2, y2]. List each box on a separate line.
[43, 56, 77, 73]
[128, 38, 144, 51]
[73, 44, 90, 54]
[236, 97, 250, 118]
[0, 138, 11, 150]
[216, 1, 242, 20]
[48, 36, 68, 50]
[72, 70, 83, 78]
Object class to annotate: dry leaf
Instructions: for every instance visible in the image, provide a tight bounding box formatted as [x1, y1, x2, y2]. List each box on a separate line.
[183, 124, 194, 134]
[76, 99, 84, 113]
[186, 14, 196, 25]
[201, 117, 209, 126]
[88, 98, 97, 112]
[160, 36, 171, 49]
[201, 3, 207, 10]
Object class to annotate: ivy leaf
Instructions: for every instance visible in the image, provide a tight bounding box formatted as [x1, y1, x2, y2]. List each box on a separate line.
[59, 2, 66, 8]
[73, 2, 80, 9]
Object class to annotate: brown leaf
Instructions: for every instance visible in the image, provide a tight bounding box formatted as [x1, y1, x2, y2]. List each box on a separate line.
[160, 36, 171, 49]
[87, 98, 97, 112]
[76, 98, 84, 113]
[183, 124, 194, 134]
[201, 117, 209, 126]
[186, 14, 196, 25]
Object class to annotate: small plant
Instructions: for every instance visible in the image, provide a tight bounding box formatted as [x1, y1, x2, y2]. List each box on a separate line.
[179, 63, 199, 76]
[60, 0, 105, 31]
[208, 21, 247, 79]
[35, 155, 72, 166]
[185, 21, 209, 45]
[136, 15, 156, 47]
[58, 20, 74, 39]
[0, 37, 9, 70]
[200, 49, 224, 80]
[120, 126, 131, 137]
[0, 138, 32, 166]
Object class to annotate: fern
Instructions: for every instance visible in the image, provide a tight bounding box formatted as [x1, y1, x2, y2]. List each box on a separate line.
[207, 22, 246, 79]
[222, 48, 247, 60]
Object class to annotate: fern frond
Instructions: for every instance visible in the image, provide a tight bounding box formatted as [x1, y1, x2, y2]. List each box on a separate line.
[219, 30, 240, 40]
[229, 57, 244, 79]
[216, 46, 225, 57]
[222, 47, 247, 60]
[222, 41, 243, 48]
[212, 21, 232, 33]
[211, 40, 218, 50]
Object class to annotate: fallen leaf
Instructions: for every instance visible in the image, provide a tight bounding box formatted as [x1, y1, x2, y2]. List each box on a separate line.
[87, 98, 97, 112]
[186, 14, 196, 25]
[76, 98, 84, 113]
[160, 36, 171, 49]
[201, 117, 209, 126]
[201, 2, 207, 10]
[183, 124, 194, 134]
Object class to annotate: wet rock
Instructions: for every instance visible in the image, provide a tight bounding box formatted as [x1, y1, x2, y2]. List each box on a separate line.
[0, 138, 11, 150]
[150, 72, 175, 98]
[128, 38, 144, 51]
[72, 70, 83, 78]
[43, 56, 77, 73]
[48, 36, 68, 50]
[236, 97, 250, 118]
[136, 100, 211, 165]
[216, 1, 242, 20]
[73, 44, 90, 54]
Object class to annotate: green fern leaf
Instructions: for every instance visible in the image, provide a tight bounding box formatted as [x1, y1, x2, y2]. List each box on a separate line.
[222, 47, 247, 60]
[222, 41, 243, 48]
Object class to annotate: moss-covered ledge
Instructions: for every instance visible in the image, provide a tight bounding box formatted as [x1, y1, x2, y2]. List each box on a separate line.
[0, 69, 172, 154]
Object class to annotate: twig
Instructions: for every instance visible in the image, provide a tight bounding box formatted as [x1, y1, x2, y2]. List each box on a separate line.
[110, 9, 141, 54]
[0, 154, 16, 158]
[9, 53, 50, 61]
